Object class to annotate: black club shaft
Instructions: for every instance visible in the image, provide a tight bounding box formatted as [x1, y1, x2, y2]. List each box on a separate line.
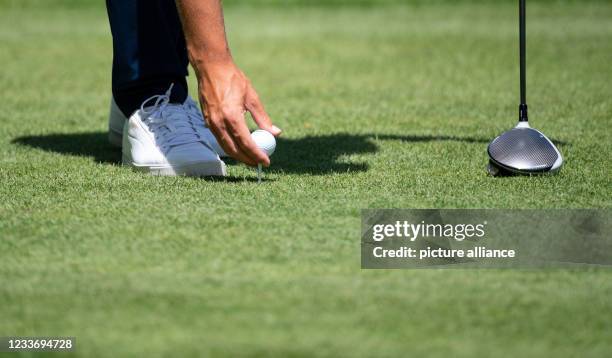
[519, 0, 528, 121]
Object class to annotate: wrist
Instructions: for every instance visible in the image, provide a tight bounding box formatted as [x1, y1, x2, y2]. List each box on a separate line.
[189, 46, 234, 71]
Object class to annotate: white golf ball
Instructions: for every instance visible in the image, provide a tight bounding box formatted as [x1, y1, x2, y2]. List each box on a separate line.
[251, 129, 276, 156]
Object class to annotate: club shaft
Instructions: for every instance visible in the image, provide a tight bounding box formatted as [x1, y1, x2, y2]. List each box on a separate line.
[518, 0, 528, 121]
[520, 0, 526, 105]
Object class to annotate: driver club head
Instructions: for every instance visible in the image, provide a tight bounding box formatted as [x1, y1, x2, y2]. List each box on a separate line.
[487, 122, 563, 176]
[488, 0, 563, 177]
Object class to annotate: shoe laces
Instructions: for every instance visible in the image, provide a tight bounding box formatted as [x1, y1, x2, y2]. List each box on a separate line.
[140, 84, 212, 153]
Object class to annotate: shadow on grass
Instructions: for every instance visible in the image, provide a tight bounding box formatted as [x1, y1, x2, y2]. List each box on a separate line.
[199, 175, 276, 183]
[12, 131, 491, 175]
[272, 133, 490, 175]
[13, 131, 121, 164]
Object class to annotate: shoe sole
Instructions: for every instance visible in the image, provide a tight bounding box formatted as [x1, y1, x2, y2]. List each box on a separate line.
[122, 153, 227, 177]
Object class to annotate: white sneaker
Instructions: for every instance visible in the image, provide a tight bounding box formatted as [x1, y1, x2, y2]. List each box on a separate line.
[120, 85, 227, 177]
[108, 92, 227, 157]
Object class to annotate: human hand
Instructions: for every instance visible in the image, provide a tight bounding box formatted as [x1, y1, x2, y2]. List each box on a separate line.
[195, 60, 281, 167]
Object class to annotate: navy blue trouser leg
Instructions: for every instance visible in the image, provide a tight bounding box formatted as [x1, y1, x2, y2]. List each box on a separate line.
[106, 0, 189, 117]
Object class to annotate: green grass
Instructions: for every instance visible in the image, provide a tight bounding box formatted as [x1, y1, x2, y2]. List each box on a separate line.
[1, 1, 611, 357]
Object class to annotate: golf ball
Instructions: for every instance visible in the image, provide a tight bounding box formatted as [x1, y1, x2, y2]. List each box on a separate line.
[251, 129, 276, 156]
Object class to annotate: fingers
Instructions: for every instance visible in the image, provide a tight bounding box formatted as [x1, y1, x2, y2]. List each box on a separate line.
[245, 86, 282, 137]
[208, 110, 270, 167]
[208, 122, 254, 166]
[230, 116, 271, 167]
[198, 68, 277, 167]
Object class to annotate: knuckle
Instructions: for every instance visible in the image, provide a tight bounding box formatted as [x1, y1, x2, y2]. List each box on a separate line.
[247, 97, 260, 109]
[221, 105, 240, 117]
[225, 115, 240, 125]
[207, 114, 223, 125]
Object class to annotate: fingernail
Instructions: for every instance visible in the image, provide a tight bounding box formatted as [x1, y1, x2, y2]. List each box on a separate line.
[271, 125, 282, 136]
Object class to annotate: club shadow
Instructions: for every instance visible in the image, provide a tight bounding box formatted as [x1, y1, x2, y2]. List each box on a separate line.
[12, 131, 499, 176]
[271, 133, 492, 175]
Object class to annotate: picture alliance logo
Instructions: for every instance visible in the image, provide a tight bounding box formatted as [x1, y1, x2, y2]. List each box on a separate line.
[371, 221, 488, 242]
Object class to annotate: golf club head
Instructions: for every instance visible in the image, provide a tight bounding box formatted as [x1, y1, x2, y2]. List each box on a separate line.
[487, 122, 563, 176]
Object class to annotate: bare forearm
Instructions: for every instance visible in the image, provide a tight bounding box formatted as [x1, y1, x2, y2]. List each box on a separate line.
[175, 0, 281, 167]
[175, 0, 233, 67]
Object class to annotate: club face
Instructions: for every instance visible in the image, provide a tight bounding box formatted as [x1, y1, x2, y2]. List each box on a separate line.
[487, 126, 563, 175]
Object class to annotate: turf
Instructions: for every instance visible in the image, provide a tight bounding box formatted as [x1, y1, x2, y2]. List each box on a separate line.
[1, 1, 611, 357]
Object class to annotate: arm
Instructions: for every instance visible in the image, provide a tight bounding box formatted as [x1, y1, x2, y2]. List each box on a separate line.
[175, 0, 281, 167]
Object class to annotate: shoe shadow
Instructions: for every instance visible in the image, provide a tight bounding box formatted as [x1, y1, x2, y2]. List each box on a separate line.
[12, 131, 492, 176]
[12, 131, 122, 164]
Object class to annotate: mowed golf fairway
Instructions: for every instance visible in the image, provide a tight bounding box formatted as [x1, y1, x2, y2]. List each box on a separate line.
[1, 0, 611, 356]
